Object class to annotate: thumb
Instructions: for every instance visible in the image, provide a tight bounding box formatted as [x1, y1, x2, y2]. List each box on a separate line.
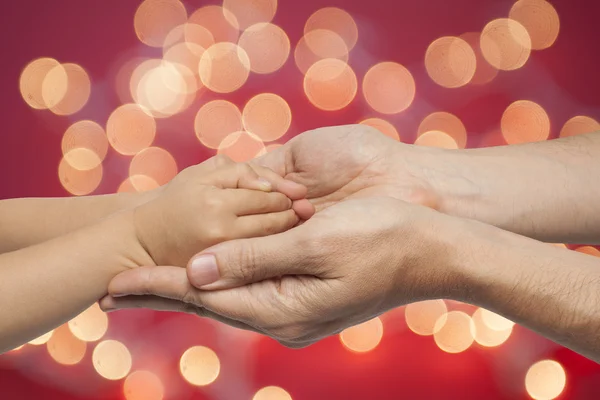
[186, 230, 307, 290]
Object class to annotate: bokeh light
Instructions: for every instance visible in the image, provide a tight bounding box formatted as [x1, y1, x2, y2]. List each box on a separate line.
[218, 131, 265, 162]
[107, 104, 156, 155]
[265, 143, 282, 152]
[93, 340, 132, 380]
[433, 311, 475, 354]
[525, 360, 566, 400]
[29, 330, 54, 345]
[118, 175, 160, 193]
[304, 7, 358, 51]
[194, 100, 243, 149]
[163, 23, 215, 51]
[359, 118, 400, 141]
[199, 42, 251, 94]
[480, 308, 515, 331]
[304, 58, 357, 111]
[162, 41, 205, 84]
[67, 303, 109, 342]
[134, 0, 187, 48]
[501, 100, 550, 144]
[509, 0, 560, 51]
[42, 63, 91, 115]
[62, 120, 108, 171]
[405, 300, 448, 336]
[425, 36, 476, 88]
[414, 131, 459, 149]
[480, 18, 532, 71]
[123, 370, 164, 400]
[19, 57, 61, 109]
[188, 5, 240, 44]
[46, 325, 87, 366]
[363, 62, 415, 114]
[472, 308, 513, 348]
[560, 116, 600, 138]
[136, 61, 191, 117]
[129, 147, 178, 186]
[239, 23, 290, 74]
[459, 32, 499, 85]
[253, 386, 293, 400]
[242, 93, 291, 142]
[575, 246, 600, 257]
[340, 317, 384, 353]
[58, 157, 103, 196]
[179, 346, 220, 386]
[223, 0, 277, 31]
[294, 29, 349, 75]
[418, 111, 467, 148]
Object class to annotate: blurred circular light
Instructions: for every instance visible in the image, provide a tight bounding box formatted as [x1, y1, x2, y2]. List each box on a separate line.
[163, 23, 215, 51]
[20, 58, 61, 109]
[242, 93, 291, 142]
[62, 120, 108, 171]
[68, 303, 108, 342]
[188, 5, 240, 44]
[118, 175, 161, 193]
[124, 370, 164, 400]
[304, 7, 358, 51]
[472, 308, 513, 347]
[433, 311, 475, 354]
[59, 158, 103, 196]
[93, 340, 132, 380]
[10, 345, 24, 352]
[405, 300, 448, 336]
[253, 386, 293, 400]
[239, 23, 290, 74]
[340, 317, 384, 353]
[29, 330, 54, 345]
[180, 346, 220, 386]
[134, 0, 187, 47]
[130, 147, 178, 186]
[480, 308, 515, 331]
[223, 0, 277, 30]
[304, 58, 357, 111]
[418, 112, 467, 148]
[525, 360, 566, 400]
[509, 0, 560, 50]
[46, 325, 86, 365]
[501, 100, 550, 144]
[107, 104, 156, 155]
[414, 131, 458, 149]
[199, 42, 251, 93]
[163, 42, 205, 83]
[42, 63, 91, 115]
[137, 61, 190, 116]
[218, 131, 265, 162]
[480, 18, 531, 71]
[575, 246, 600, 257]
[359, 118, 400, 141]
[459, 32, 499, 85]
[363, 62, 415, 114]
[294, 29, 349, 75]
[560, 116, 600, 138]
[194, 100, 243, 149]
[425, 36, 476, 88]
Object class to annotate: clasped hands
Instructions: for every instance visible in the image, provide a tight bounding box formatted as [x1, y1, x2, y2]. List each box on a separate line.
[100, 125, 464, 348]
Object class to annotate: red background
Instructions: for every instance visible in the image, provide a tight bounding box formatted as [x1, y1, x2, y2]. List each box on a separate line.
[1, 0, 599, 399]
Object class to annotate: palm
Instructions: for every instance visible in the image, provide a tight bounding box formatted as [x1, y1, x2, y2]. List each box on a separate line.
[257, 125, 437, 211]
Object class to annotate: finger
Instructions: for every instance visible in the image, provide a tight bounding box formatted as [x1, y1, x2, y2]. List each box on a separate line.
[292, 199, 315, 220]
[187, 228, 309, 290]
[209, 163, 270, 191]
[235, 209, 299, 238]
[100, 295, 265, 335]
[249, 164, 307, 200]
[226, 189, 292, 216]
[107, 265, 192, 299]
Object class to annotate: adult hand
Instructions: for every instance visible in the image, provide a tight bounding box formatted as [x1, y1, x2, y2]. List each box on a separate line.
[101, 196, 460, 347]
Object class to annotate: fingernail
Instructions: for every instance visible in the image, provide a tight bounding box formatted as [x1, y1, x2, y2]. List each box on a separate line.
[257, 178, 272, 192]
[189, 254, 220, 287]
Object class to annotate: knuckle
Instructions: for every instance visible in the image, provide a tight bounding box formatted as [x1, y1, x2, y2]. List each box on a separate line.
[229, 243, 260, 283]
[205, 223, 229, 243]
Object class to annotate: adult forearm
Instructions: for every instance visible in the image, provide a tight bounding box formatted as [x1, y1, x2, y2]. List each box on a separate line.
[450, 218, 600, 362]
[0, 190, 157, 253]
[410, 132, 600, 243]
[0, 211, 152, 353]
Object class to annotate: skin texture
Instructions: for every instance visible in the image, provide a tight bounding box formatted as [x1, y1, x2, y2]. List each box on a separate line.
[0, 155, 309, 353]
[102, 125, 600, 360]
